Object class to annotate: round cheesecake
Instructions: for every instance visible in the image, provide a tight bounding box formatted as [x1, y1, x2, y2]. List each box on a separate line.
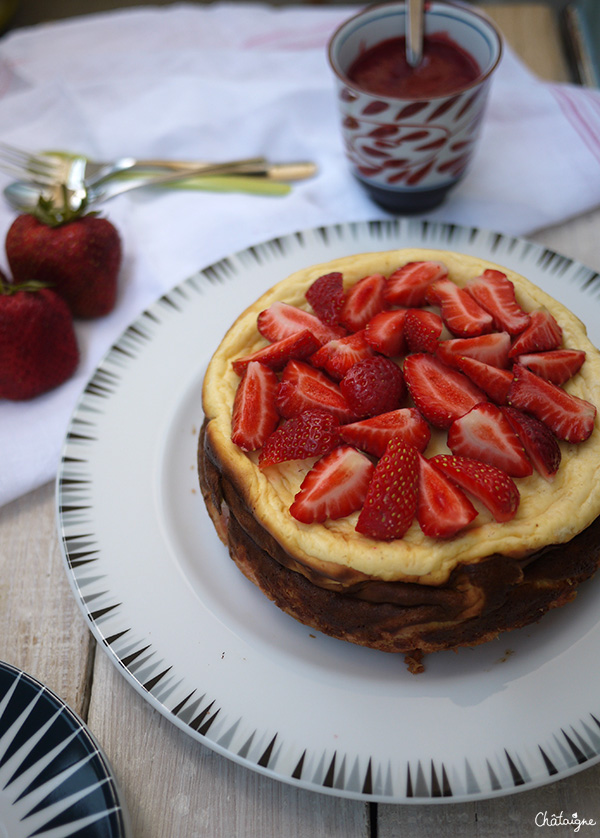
[199, 249, 600, 671]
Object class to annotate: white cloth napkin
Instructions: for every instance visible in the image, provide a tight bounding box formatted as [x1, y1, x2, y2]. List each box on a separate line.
[0, 2, 599, 508]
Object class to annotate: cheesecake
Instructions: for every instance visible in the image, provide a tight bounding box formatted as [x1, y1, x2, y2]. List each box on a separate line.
[199, 249, 600, 671]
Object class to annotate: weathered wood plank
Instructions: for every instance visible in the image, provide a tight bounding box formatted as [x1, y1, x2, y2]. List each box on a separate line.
[0, 480, 93, 714]
[378, 763, 600, 837]
[483, 3, 571, 82]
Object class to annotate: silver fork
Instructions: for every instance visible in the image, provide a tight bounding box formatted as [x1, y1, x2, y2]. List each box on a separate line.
[4, 159, 298, 215]
[0, 143, 316, 186]
[0, 143, 136, 187]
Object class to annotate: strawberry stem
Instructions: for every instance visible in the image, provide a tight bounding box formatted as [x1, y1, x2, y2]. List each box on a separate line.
[31, 186, 90, 227]
[0, 277, 50, 295]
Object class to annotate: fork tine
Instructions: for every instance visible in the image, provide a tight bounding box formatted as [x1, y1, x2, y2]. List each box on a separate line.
[0, 142, 34, 166]
[0, 161, 59, 186]
[0, 142, 59, 173]
[0, 142, 65, 185]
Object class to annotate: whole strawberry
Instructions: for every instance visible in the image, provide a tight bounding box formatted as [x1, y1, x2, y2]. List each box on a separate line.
[0, 274, 79, 400]
[340, 355, 406, 417]
[5, 195, 122, 319]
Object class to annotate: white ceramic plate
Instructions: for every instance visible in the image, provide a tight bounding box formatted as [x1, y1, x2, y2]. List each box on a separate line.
[0, 661, 130, 837]
[56, 219, 600, 804]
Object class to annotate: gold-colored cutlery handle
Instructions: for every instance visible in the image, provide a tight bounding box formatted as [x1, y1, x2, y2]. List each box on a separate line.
[134, 157, 317, 181]
[263, 162, 318, 181]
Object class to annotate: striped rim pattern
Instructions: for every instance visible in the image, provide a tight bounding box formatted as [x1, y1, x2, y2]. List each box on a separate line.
[0, 661, 129, 837]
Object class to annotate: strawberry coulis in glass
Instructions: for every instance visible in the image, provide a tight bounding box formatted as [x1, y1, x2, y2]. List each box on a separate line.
[347, 34, 481, 98]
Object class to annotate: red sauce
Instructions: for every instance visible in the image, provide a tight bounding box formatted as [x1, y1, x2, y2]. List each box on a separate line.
[347, 34, 481, 98]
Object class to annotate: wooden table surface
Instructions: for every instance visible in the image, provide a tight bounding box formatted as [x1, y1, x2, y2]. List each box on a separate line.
[1, 4, 599, 837]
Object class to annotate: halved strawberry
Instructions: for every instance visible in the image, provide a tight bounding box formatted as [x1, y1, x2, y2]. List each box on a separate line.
[340, 355, 406, 418]
[356, 438, 420, 540]
[310, 330, 374, 380]
[365, 309, 407, 357]
[455, 356, 513, 404]
[403, 353, 487, 429]
[509, 307, 562, 358]
[507, 364, 596, 443]
[231, 361, 279, 452]
[501, 406, 561, 481]
[426, 277, 493, 338]
[404, 308, 443, 353]
[276, 360, 356, 422]
[339, 407, 431, 457]
[430, 454, 520, 522]
[436, 332, 511, 369]
[257, 301, 345, 345]
[447, 402, 533, 477]
[232, 329, 321, 376]
[290, 445, 374, 524]
[517, 349, 586, 386]
[384, 261, 448, 307]
[416, 454, 478, 538]
[340, 273, 387, 332]
[305, 271, 345, 325]
[465, 270, 531, 335]
[258, 409, 340, 468]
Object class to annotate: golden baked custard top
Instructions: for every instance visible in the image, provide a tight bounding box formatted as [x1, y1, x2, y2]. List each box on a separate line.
[202, 248, 600, 586]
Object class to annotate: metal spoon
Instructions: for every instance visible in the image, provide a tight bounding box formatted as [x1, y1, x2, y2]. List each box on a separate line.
[3, 159, 319, 213]
[4, 180, 85, 214]
[3, 168, 254, 213]
[406, 0, 425, 68]
[3, 169, 227, 214]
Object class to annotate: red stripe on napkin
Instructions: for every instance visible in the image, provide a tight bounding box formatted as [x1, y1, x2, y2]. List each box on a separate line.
[550, 85, 600, 167]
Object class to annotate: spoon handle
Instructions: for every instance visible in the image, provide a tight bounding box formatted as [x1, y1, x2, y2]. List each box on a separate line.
[406, 0, 424, 68]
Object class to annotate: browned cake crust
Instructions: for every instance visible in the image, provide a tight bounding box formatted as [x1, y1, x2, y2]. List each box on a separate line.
[199, 420, 600, 672]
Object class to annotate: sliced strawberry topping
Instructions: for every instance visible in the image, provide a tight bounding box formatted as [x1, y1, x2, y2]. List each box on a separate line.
[231, 361, 279, 452]
[340, 355, 406, 418]
[509, 307, 562, 358]
[508, 364, 596, 443]
[228, 257, 597, 543]
[436, 332, 511, 369]
[290, 445, 374, 524]
[232, 329, 320, 376]
[257, 301, 345, 345]
[365, 309, 407, 357]
[455, 356, 513, 404]
[416, 454, 478, 538]
[465, 270, 531, 335]
[276, 360, 356, 422]
[305, 271, 345, 325]
[310, 330, 374, 381]
[404, 308, 443, 353]
[258, 409, 340, 468]
[384, 260, 448, 307]
[340, 273, 387, 333]
[340, 407, 431, 457]
[426, 277, 493, 338]
[403, 353, 487, 429]
[501, 406, 561, 481]
[517, 349, 586, 386]
[356, 439, 420, 540]
[430, 454, 520, 522]
[447, 402, 533, 477]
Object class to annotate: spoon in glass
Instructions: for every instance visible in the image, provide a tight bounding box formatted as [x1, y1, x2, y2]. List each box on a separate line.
[406, 0, 425, 68]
